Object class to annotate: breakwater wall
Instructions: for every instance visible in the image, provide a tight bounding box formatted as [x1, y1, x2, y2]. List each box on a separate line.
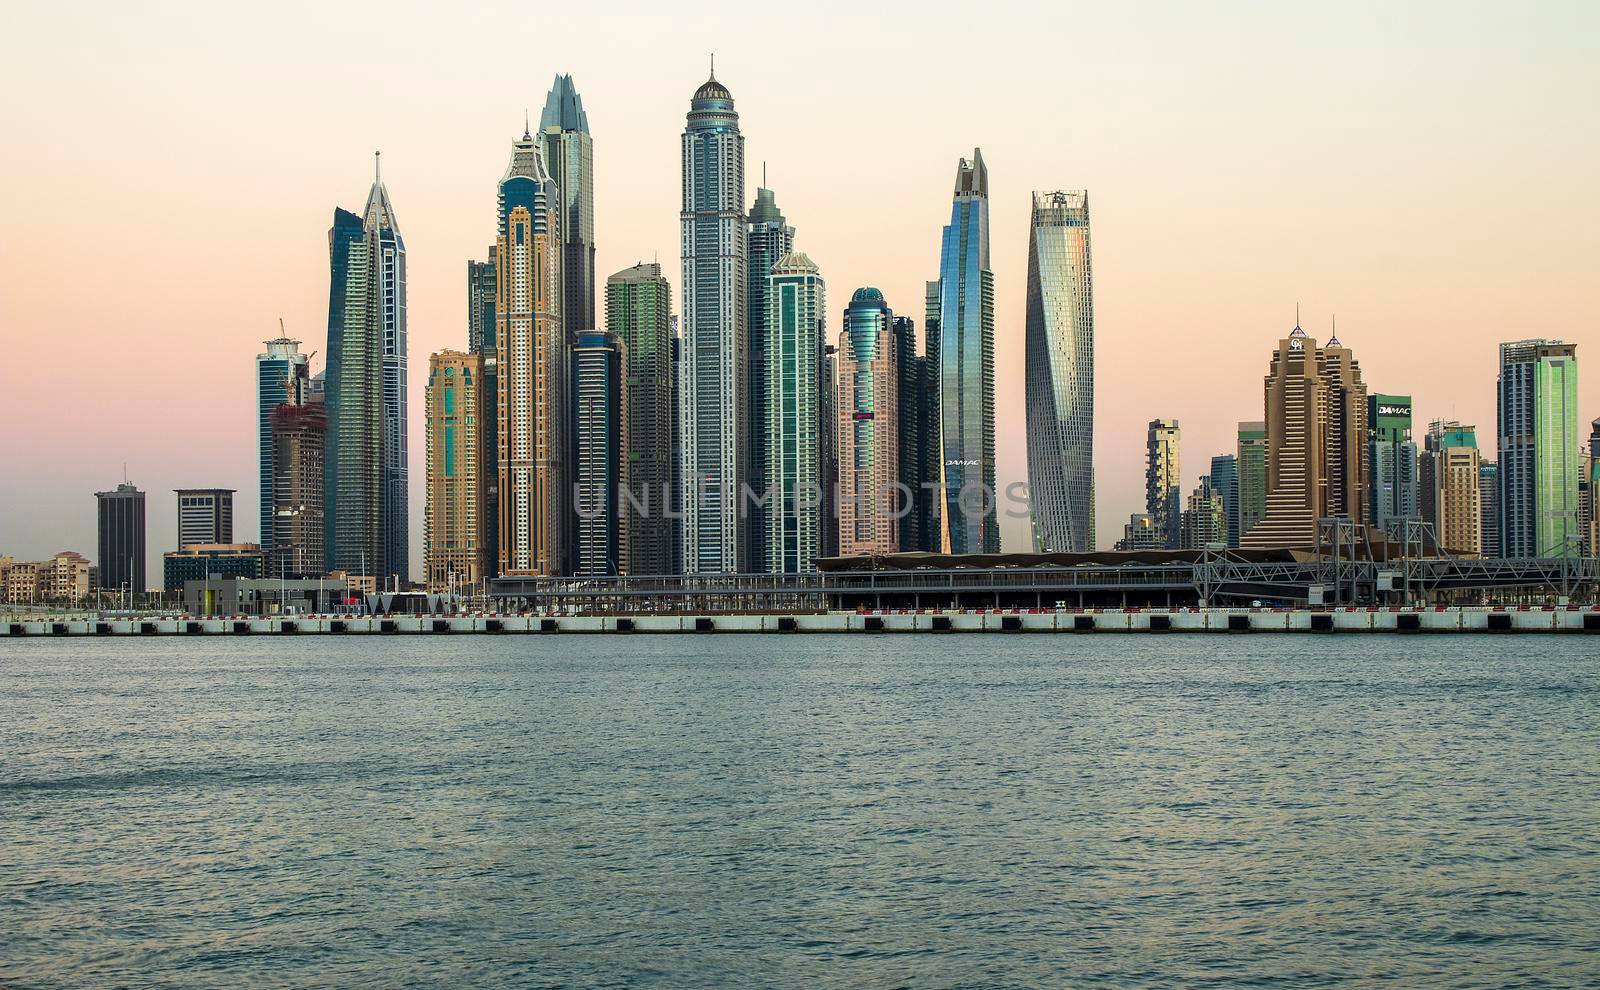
[3, 607, 1599, 636]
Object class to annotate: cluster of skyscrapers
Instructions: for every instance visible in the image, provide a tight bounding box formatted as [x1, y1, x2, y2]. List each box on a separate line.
[1118, 324, 1592, 561]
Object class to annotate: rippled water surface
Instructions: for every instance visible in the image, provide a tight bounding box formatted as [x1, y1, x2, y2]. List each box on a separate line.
[2, 635, 1598, 988]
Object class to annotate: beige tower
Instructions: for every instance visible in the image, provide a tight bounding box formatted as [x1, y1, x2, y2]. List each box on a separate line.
[426, 350, 488, 593]
[836, 288, 900, 556]
[1242, 322, 1369, 549]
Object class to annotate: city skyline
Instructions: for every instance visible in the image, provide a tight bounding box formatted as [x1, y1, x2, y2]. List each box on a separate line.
[4, 4, 1598, 577]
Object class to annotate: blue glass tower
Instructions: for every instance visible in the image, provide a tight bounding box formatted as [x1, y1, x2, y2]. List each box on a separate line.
[937, 150, 998, 554]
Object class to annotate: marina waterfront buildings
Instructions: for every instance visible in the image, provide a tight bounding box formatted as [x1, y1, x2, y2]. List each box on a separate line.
[424, 350, 488, 593]
[936, 150, 998, 554]
[495, 124, 567, 577]
[1241, 324, 1368, 549]
[1145, 419, 1181, 550]
[96, 481, 146, 595]
[1497, 340, 1581, 557]
[836, 287, 900, 557]
[679, 69, 749, 573]
[256, 337, 309, 552]
[763, 254, 826, 573]
[571, 331, 627, 577]
[1023, 190, 1095, 553]
[606, 263, 675, 575]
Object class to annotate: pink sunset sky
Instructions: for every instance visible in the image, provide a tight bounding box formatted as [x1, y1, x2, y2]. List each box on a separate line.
[1, 1, 1596, 581]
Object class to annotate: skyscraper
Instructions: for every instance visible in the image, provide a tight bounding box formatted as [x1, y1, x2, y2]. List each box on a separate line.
[1584, 419, 1600, 556]
[424, 350, 488, 593]
[572, 331, 626, 576]
[607, 262, 675, 575]
[937, 150, 997, 554]
[467, 254, 499, 574]
[819, 342, 839, 560]
[270, 387, 325, 580]
[1368, 394, 1419, 534]
[1210, 454, 1239, 548]
[324, 203, 384, 581]
[837, 288, 900, 556]
[746, 183, 796, 572]
[1146, 419, 1181, 549]
[917, 281, 942, 550]
[892, 315, 928, 554]
[1497, 340, 1580, 557]
[1024, 190, 1095, 553]
[541, 75, 596, 337]
[679, 67, 748, 573]
[96, 481, 146, 596]
[1479, 461, 1501, 559]
[1236, 422, 1267, 540]
[1424, 420, 1482, 556]
[764, 253, 825, 573]
[256, 337, 308, 553]
[1181, 475, 1226, 549]
[174, 489, 234, 548]
[496, 124, 566, 577]
[1241, 323, 1368, 549]
[367, 157, 409, 587]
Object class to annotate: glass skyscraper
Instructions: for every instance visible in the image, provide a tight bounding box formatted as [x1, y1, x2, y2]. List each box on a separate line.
[467, 255, 498, 574]
[256, 337, 307, 552]
[1368, 394, 1418, 534]
[606, 262, 675, 576]
[746, 184, 796, 572]
[324, 204, 384, 580]
[495, 125, 566, 576]
[572, 331, 625, 576]
[936, 150, 997, 554]
[1023, 190, 1095, 552]
[1210, 454, 1239, 548]
[540, 75, 596, 337]
[96, 481, 146, 596]
[838, 288, 901, 556]
[1497, 339, 1580, 557]
[367, 159, 408, 587]
[763, 253, 825, 573]
[679, 69, 748, 573]
[1236, 422, 1267, 542]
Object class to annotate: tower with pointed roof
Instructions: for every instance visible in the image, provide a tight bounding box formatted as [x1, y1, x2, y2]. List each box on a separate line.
[366, 154, 409, 585]
[495, 126, 567, 576]
[540, 74, 595, 339]
[746, 180, 795, 572]
[679, 62, 749, 573]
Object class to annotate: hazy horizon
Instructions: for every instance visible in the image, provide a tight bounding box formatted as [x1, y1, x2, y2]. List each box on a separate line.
[2, 1, 1596, 581]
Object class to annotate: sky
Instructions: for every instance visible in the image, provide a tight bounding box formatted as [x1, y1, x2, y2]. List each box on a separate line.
[1, 0, 1597, 583]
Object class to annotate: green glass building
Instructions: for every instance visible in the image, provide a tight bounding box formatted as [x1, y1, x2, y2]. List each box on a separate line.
[1497, 340, 1580, 557]
[606, 263, 675, 575]
[1236, 422, 1267, 544]
[763, 253, 825, 573]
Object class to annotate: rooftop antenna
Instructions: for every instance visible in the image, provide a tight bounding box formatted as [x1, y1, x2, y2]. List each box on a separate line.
[279, 317, 286, 336]
[763, 161, 767, 188]
[523, 109, 531, 140]
[710, 53, 715, 80]
[374, 150, 381, 182]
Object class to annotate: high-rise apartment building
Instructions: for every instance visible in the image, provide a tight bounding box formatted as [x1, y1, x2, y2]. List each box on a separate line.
[467, 254, 499, 575]
[1145, 419, 1181, 549]
[1368, 394, 1418, 535]
[819, 343, 839, 560]
[1114, 513, 1165, 551]
[892, 315, 929, 554]
[1583, 418, 1600, 556]
[572, 332, 626, 576]
[270, 394, 326, 579]
[367, 158, 409, 587]
[541, 75, 596, 338]
[1424, 420, 1482, 556]
[174, 489, 234, 548]
[1479, 461, 1501, 559]
[496, 125, 566, 577]
[424, 350, 488, 593]
[96, 481, 146, 595]
[747, 184, 796, 571]
[919, 281, 942, 551]
[937, 150, 997, 554]
[1236, 422, 1267, 540]
[679, 69, 748, 573]
[1024, 190, 1095, 553]
[1497, 340, 1580, 557]
[1181, 475, 1227, 550]
[1210, 455, 1239, 548]
[256, 337, 308, 552]
[606, 262, 675, 575]
[764, 253, 825, 573]
[1241, 324, 1368, 549]
[837, 288, 900, 556]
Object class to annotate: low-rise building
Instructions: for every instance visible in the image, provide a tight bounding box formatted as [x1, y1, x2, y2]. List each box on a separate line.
[162, 543, 264, 592]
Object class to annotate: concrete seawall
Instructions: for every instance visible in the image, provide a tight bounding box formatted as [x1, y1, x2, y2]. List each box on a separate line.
[4, 607, 1599, 636]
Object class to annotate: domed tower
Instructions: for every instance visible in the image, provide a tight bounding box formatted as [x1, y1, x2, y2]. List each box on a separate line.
[679, 61, 749, 574]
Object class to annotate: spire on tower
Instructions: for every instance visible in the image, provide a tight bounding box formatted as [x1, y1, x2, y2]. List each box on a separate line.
[523, 109, 531, 141]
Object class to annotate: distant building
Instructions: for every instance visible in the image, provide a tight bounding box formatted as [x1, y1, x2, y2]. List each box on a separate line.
[1, 551, 91, 604]
[1497, 339, 1580, 557]
[257, 338, 308, 552]
[917, 280, 942, 552]
[1586, 419, 1600, 556]
[96, 481, 146, 595]
[1479, 461, 1501, 559]
[1236, 422, 1267, 540]
[764, 254, 826, 573]
[174, 488, 234, 548]
[1146, 419, 1181, 549]
[837, 287, 900, 556]
[1241, 323, 1367, 549]
[163, 543, 263, 592]
[1024, 190, 1095, 553]
[467, 254, 499, 573]
[1368, 394, 1418, 534]
[1114, 513, 1165, 551]
[270, 398, 326, 579]
[571, 331, 626, 576]
[1210, 455, 1239, 548]
[424, 350, 489, 593]
[1181, 475, 1227, 549]
[819, 343, 840, 560]
[892, 315, 929, 554]
[747, 184, 796, 573]
[1424, 421, 1482, 556]
[607, 262, 675, 575]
